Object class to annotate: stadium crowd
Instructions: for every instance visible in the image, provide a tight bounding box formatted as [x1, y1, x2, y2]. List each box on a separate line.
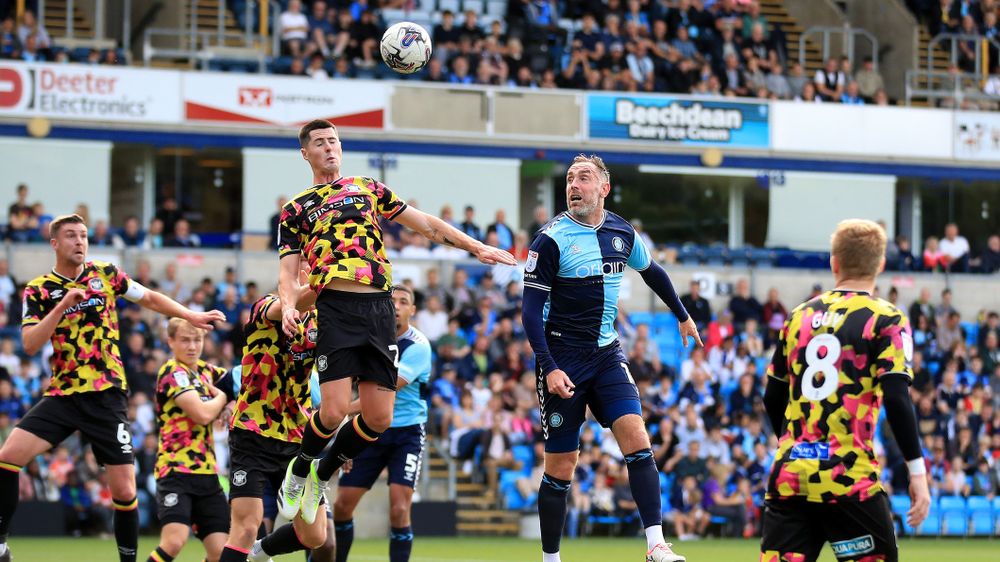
[1, 186, 1000, 540]
[3, 1, 1000, 105]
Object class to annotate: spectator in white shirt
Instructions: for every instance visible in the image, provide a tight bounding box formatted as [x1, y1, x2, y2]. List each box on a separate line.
[939, 222, 971, 272]
[626, 41, 656, 90]
[702, 425, 731, 465]
[280, 0, 310, 57]
[415, 294, 450, 342]
[0, 258, 15, 315]
[814, 57, 845, 101]
[306, 53, 329, 79]
[765, 63, 792, 99]
[675, 406, 707, 455]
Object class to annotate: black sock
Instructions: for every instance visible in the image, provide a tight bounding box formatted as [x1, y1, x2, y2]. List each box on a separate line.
[0, 462, 21, 544]
[624, 448, 662, 529]
[293, 411, 337, 478]
[334, 519, 354, 562]
[112, 496, 139, 562]
[148, 546, 175, 562]
[316, 416, 382, 481]
[261, 523, 307, 556]
[389, 526, 413, 562]
[219, 545, 250, 562]
[537, 474, 571, 554]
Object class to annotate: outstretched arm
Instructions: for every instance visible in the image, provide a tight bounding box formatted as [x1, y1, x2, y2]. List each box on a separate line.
[138, 289, 224, 330]
[394, 206, 516, 266]
[278, 254, 302, 337]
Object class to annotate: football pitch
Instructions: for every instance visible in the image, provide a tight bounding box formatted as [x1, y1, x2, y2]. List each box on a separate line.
[6, 537, 997, 561]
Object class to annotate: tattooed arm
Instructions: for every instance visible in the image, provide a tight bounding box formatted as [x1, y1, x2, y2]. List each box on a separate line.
[393, 206, 516, 265]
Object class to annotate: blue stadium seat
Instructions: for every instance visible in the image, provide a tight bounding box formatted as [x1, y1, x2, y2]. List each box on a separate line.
[677, 246, 702, 265]
[915, 507, 940, 536]
[960, 322, 978, 347]
[968, 496, 994, 536]
[511, 445, 534, 475]
[749, 248, 775, 267]
[730, 248, 752, 267]
[652, 312, 677, 331]
[630, 312, 654, 327]
[775, 253, 800, 268]
[940, 496, 967, 536]
[703, 246, 728, 266]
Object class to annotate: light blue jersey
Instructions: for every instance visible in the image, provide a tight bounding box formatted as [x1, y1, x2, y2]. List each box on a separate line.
[392, 326, 432, 428]
[524, 211, 651, 348]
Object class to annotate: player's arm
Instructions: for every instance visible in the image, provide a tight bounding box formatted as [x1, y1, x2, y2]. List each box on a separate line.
[627, 229, 702, 347]
[276, 199, 306, 336]
[875, 313, 930, 527]
[762, 323, 790, 437]
[175, 388, 228, 425]
[137, 288, 225, 330]
[21, 286, 87, 356]
[522, 235, 574, 398]
[263, 284, 318, 323]
[393, 206, 516, 266]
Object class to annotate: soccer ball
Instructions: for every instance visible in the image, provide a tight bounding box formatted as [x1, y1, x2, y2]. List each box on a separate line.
[380, 22, 432, 74]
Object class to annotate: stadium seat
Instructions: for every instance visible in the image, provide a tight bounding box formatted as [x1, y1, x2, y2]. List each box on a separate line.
[915, 507, 940, 536]
[511, 444, 534, 475]
[486, 0, 506, 17]
[939, 496, 967, 536]
[967, 496, 994, 536]
[630, 311, 654, 327]
[749, 248, 776, 267]
[463, 0, 486, 15]
[438, 0, 461, 12]
[961, 322, 978, 347]
[703, 246, 728, 266]
[652, 312, 677, 331]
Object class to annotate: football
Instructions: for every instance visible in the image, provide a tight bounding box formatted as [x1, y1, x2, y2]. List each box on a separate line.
[380, 22, 433, 74]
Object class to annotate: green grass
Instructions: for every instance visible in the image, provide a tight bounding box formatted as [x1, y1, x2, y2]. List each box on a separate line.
[5, 536, 998, 561]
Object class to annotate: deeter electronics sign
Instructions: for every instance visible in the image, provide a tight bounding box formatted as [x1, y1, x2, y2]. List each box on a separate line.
[588, 93, 770, 148]
[184, 72, 387, 128]
[0, 62, 181, 122]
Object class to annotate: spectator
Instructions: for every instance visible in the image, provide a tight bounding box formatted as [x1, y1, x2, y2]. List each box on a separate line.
[60, 472, 95, 537]
[350, 10, 382, 69]
[433, 10, 462, 61]
[937, 311, 965, 357]
[936, 288, 957, 323]
[7, 183, 36, 242]
[88, 220, 113, 247]
[854, 57, 884, 101]
[0, 259, 15, 316]
[111, 216, 144, 248]
[923, 235, 947, 271]
[449, 55, 474, 84]
[155, 197, 182, 233]
[981, 235, 1000, 273]
[306, 53, 329, 79]
[970, 457, 998, 496]
[142, 218, 165, 250]
[486, 209, 514, 251]
[673, 440, 708, 485]
[307, 0, 334, 57]
[1, 16, 21, 58]
[702, 464, 746, 537]
[728, 278, 763, 327]
[910, 287, 937, 329]
[940, 223, 971, 272]
[165, 218, 201, 248]
[765, 62, 792, 99]
[416, 294, 450, 342]
[280, 0, 310, 57]
[840, 81, 864, 104]
[17, 10, 50, 53]
[785, 61, 809, 98]
[671, 475, 709, 540]
[814, 57, 846, 101]
[680, 280, 712, 331]
[720, 53, 747, 96]
[627, 41, 656, 90]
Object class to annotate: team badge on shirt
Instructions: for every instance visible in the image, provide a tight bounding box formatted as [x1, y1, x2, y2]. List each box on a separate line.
[525, 250, 538, 272]
[612, 237, 625, 252]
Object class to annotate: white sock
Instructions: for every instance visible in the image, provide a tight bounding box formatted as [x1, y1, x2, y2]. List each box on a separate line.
[251, 539, 268, 556]
[645, 524, 666, 550]
[0, 544, 7, 556]
[543, 552, 561, 562]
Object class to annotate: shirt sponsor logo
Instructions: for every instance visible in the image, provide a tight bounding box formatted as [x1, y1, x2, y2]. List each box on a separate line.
[575, 261, 626, 277]
[789, 442, 831, 460]
[830, 535, 875, 559]
[63, 296, 106, 315]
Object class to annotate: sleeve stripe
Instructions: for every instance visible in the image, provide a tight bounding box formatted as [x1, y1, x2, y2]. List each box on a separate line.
[385, 202, 408, 221]
[523, 282, 550, 292]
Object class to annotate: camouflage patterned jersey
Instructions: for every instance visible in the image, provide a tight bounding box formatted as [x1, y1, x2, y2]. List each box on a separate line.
[766, 290, 913, 503]
[277, 177, 407, 292]
[21, 261, 133, 396]
[155, 358, 227, 478]
[232, 295, 317, 443]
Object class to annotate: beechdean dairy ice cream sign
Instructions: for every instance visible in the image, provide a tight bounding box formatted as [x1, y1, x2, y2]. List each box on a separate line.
[587, 94, 770, 148]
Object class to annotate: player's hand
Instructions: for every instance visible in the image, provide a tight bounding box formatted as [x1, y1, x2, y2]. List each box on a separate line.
[281, 306, 302, 338]
[546, 369, 575, 399]
[341, 459, 354, 475]
[187, 309, 225, 330]
[57, 288, 88, 311]
[907, 472, 931, 528]
[473, 243, 517, 266]
[678, 317, 704, 348]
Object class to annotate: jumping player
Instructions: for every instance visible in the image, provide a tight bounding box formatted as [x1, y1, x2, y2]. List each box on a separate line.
[0, 214, 224, 562]
[760, 219, 930, 562]
[218, 272, 335, 562]
[332, 284, 432, 562]
[147, 318, 230, 562]
[522, 155, 698, 562]
[274, 119, 515, 526]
